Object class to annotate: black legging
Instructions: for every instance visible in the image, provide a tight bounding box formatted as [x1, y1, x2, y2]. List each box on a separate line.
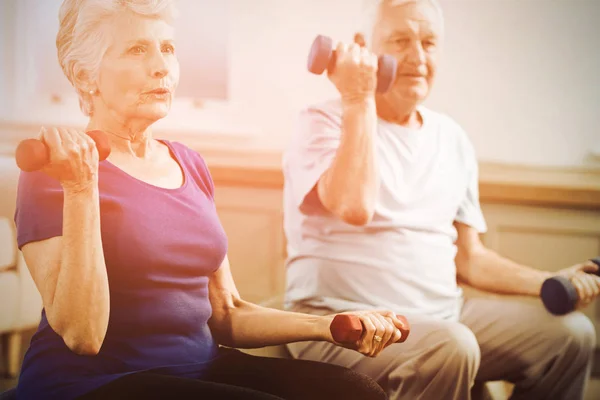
[79, 347, 387, 399]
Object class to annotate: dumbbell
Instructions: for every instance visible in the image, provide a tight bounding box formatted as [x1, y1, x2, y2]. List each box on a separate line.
[15, 130, 111, 172]
[330, 314, 410, 346]
[540, 257, 600, 315]
[307, 35, 398, 93]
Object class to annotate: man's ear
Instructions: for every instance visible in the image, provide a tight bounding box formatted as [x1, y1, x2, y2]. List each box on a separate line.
[354, 32, 367, 48]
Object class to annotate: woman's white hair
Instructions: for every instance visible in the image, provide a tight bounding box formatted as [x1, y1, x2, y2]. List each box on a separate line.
[360, 0, 444, 45]
[56, 0, 178, 116]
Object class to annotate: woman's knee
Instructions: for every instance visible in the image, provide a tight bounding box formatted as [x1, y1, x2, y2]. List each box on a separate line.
[321, 365, 387, 400]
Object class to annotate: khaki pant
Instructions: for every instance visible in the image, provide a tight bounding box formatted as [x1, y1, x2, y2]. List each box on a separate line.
[287, 296, 595, 400]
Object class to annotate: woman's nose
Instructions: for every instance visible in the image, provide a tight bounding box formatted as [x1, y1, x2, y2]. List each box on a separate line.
[152, 65, 168, 79]
[150, 54, 169, 78]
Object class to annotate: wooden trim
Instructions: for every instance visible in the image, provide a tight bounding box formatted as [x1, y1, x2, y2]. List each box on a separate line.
[478, 182, 600, 210]
[201, 150, 600, 210]
[478, 162, 600, 210]
[210, 164, 284, 189]
[1, 134, 598, 209]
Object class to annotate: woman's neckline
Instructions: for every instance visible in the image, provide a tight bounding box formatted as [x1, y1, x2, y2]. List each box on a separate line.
[102, 139, 189, 193]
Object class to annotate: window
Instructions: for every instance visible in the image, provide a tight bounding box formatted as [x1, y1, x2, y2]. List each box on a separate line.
[3, 0, 248, 137]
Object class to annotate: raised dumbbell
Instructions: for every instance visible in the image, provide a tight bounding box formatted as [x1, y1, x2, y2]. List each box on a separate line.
[307, 35, 398, 93]
[15, 130, 111, 172]
[540, 257, 600, 315]
[330, 314, 410, 346]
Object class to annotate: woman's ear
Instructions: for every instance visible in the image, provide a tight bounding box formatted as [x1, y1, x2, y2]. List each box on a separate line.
[354, 32, 366, 48]
[74, 68, 96, 94]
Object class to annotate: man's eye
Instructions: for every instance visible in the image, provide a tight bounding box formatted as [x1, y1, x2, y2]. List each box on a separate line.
[130, 46, 145, 54]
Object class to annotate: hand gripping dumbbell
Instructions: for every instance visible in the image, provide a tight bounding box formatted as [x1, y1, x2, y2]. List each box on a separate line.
[307, 35, 398, 93]
[15, 130, 111, 172]
[540, 257, 600, 315]
[330, 314, 410, 346]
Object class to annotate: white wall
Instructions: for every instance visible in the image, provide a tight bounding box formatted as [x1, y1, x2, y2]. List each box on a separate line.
[428, 0, 600, 167]
[225, 0, 365, 146]
[226, 0, 600, 167]
[2, 0, 599, 167]
[0, 1, 15, 116]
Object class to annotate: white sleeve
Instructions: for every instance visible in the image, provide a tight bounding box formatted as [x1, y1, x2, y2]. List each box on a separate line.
[283, 104, 341, 209]
[454, 136, 488, 233]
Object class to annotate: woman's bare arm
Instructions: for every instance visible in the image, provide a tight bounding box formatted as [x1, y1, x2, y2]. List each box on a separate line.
[23, 186, 109, 355]
[21, 127, 109, 355]
[207, 256, 403, 357]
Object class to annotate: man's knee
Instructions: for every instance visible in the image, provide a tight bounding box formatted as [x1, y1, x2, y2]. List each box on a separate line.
[443, 323, 481, 371]
[418, 323, 481, 379]
[557, 312, 596, 362]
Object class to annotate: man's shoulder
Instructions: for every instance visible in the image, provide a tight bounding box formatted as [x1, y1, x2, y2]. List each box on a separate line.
[419, 106, 474, 149]
[300, 98, 344, 120]
[420, 106, 464, 132]
[287, 99, 344, 145]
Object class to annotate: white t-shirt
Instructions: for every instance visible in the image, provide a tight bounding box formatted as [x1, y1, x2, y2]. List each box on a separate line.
[282, 99, 487, 321]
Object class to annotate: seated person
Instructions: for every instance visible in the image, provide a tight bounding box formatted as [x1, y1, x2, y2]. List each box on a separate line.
[11, 1, 404, 399]
[281, 0, 599, 399]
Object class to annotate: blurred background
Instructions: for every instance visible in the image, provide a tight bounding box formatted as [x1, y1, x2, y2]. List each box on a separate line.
[1, 0, 599, 163]
[0, 0, 599, 398]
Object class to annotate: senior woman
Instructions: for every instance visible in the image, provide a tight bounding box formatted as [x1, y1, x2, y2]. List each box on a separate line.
[11, 0, 406, 399]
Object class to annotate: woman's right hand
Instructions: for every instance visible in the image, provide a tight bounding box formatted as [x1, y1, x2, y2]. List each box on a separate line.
[39, 126, 100, 192]
[325, 310, 406, 358]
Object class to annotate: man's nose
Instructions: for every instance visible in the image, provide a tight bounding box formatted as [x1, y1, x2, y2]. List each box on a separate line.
[405, 41, 426, 66]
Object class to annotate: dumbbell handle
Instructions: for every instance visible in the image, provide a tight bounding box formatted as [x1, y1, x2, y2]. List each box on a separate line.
[309, 36, 370, 72]
[15, 130, 111, 172]
[307, 35, 397, 93]
[330, 314, 410, 346]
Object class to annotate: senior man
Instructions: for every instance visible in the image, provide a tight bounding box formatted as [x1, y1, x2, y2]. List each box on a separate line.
[282, 0, 598, 399]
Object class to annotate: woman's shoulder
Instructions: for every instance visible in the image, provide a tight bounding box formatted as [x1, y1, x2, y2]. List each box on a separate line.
[15, 170, 64, 221]
[16, 170, 63, 199]
[161, 140, 215, 196]
[162, 140, 209, 169]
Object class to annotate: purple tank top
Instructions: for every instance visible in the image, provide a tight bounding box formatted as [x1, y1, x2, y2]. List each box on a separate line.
[13, 140, 228, 400]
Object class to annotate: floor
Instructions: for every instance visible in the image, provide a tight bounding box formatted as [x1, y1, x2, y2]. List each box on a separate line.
[2, 329, 600, 399]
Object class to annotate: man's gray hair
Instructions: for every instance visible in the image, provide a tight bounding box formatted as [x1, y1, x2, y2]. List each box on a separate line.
[360, 0, 444, 45]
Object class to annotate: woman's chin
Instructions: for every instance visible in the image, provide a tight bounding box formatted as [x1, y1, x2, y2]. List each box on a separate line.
[137, 104, 172, 121]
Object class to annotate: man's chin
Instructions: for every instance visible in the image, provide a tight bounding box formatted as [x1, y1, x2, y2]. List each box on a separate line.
[386, 86, 429, 107]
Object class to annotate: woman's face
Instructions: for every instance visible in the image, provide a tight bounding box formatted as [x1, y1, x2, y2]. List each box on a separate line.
[94, 11, 179, 123]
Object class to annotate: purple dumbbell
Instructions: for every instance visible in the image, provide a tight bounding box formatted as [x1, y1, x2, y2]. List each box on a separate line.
[307, 35, 397, 93]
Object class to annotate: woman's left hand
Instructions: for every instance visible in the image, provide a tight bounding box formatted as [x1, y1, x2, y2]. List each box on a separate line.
[322, 310, 406, 357]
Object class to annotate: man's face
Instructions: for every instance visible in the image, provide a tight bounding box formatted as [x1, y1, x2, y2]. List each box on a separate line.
[371, 1, 443, 106]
